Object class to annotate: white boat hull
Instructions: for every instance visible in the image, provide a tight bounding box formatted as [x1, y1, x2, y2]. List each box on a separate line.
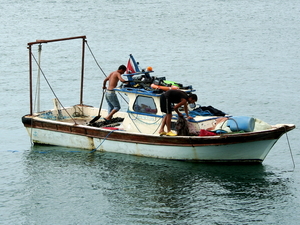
[26, 127, 279, 162]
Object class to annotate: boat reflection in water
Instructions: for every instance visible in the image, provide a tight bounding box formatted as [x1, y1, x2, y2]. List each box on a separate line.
[23, 146, 293, 224]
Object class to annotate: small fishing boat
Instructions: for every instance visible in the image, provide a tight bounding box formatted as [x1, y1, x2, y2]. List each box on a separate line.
[22, 36, 295, 163]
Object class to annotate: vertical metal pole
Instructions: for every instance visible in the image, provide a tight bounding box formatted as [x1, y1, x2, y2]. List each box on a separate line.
[80, 37, 86, 105]
[28, 45, 33, 115]
[37, 44, 42, 112]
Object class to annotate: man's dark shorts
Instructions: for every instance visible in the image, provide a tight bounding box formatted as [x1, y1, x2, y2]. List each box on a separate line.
[160, 93, 172, 114]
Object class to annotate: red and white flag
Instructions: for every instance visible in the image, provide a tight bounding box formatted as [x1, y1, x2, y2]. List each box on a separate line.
[126, 54, 140, 74]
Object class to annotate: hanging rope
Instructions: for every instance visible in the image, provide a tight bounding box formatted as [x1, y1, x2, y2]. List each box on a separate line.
[85, 41, 128, 104]
[31, 52, 77, 124]
[285, 127, 295, 170]
[85, 41, 107, 77]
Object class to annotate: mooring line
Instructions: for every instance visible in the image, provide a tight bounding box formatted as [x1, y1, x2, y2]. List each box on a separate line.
[285, 128, 295, 171]
[90, 129, 116, 153]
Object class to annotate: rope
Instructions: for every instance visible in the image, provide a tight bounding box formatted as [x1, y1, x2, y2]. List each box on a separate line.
[285, 127, 295, 170]
[85, 41, 128, 104]
[31, 53, 77, 124]
[128, 113, 162, 134]
[85, 41, 107, 77]
[128, 113, 142, 133]
[90, 129, 116, 153]
[129, 113, 162, 125]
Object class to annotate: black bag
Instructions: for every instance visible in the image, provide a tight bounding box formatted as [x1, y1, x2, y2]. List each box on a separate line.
[200, 106, 226, 116]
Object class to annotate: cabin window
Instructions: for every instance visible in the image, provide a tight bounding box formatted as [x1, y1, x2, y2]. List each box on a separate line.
[133, 96, 157, 114]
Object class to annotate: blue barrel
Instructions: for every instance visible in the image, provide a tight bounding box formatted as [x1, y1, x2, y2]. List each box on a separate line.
[227, 116, 255, 132]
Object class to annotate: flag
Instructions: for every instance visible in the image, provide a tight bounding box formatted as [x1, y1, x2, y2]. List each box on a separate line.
[126, 54, 140, 74]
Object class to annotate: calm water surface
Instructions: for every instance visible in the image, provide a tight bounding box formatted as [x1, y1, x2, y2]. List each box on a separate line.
[1, 0, 300, 224]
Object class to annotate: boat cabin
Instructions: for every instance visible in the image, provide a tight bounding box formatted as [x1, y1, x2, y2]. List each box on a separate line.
[94, 70, 204, 135]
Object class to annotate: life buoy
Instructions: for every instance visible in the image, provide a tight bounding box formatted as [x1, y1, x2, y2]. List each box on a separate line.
[150, 83, 179, 91]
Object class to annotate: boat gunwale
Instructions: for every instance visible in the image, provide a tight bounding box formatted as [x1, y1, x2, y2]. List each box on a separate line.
[22, 115, 295, 147]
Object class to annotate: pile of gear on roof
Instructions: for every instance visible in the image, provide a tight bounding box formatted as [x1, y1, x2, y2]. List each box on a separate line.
[122, 70, 192, 93]
[121, 69, 227, 117]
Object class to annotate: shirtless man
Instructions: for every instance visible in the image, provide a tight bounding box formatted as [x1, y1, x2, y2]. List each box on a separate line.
[102, 65, 127, 121]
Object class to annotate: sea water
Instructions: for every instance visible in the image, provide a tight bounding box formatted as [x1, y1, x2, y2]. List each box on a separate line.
[1, 0, 300, 224]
